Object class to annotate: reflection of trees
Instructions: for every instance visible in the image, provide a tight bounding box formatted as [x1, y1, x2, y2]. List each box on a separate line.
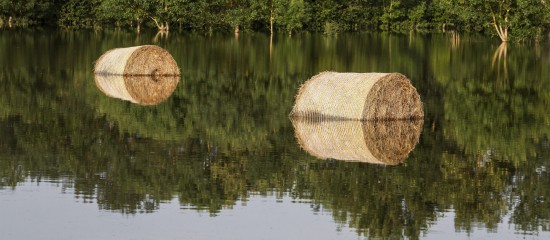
[439, 41, 550, 163]
[433, 37, 550, 234]
[440, 152, 514, 232]
[293, 157, 441, 239]
[492, 44, 507, 64]
[2, 31, 550, 238]
[491, 42, 507, 80]
[509, 137, 550, 232]
[450, 31, 460, 50]
[0, 64, 300, 213]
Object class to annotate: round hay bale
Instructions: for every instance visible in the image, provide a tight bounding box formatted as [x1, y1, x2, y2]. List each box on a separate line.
[94, 45, 180, 76]
[292, 119, 423, 165]
[94, 74, 179, 105]
[290, 72, 423, 120]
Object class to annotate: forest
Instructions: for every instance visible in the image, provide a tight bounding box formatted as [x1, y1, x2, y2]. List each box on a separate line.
[1, 0, 550, 41]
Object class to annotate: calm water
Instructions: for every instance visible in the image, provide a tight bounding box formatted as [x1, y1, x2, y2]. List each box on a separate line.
[1, 29, 550, 239]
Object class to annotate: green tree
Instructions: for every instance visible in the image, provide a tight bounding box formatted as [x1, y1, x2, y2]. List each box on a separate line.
[132, 0, 153, 32]
[380, 0, 405, 30]
[408, 1, 427, 29]
[0, 0, 57, 27]
[486, 0, 512, 42]
[457, 0, 549, 42]
[340, 0, 380, 31]
[58, 0, 100, 28]
[223, 0, 250, 33]
[150, 0, 171, 31]
[164, 0, 199, 30]
[276, 0, 308, 35]
[508, 0, 549, 41]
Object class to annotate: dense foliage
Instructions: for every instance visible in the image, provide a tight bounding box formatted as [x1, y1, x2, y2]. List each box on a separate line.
[1, 0, 550, 41]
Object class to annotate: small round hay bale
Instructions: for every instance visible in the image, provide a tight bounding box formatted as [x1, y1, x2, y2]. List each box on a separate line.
[290, 72, 423, 120]
[94, 74, 179, 105]
[94, 45, 180, 76]
[292, 119, 423, 165]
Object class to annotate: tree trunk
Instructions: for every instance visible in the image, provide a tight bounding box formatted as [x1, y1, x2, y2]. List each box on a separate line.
[8, 16, 12, 28]
[137, 21, 141, 34]
[492, 19, 508, 42]
[270, 7, 274, 37]
[489, 3, 509, 42]
[151, 17, 169, 33]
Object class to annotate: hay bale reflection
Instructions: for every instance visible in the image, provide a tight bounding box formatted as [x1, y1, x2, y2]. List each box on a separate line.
[293, 120, 423, 165]
[94, 74, 179, 105]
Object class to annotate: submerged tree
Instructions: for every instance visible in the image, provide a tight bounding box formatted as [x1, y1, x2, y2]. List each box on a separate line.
[487, 0, 511, 42]
[463, 0, 549, 42]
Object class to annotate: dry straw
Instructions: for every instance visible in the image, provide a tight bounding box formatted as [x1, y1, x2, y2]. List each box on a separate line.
[94, 75, 179, 105]
[292, 119, 423, 165]
[94, 45, 180, 76]
[94, 45, 180, 105]
[290, 72, 424, 120]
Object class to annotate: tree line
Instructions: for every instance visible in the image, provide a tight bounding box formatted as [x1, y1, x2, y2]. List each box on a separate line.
[1, 0, 549, 41]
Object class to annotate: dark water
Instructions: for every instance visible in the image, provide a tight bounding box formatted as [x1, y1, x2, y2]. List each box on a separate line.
[1, 29, 550, 239]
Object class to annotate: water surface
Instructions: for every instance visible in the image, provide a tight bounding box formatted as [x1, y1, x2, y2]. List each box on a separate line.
[1, 30, 550, 239]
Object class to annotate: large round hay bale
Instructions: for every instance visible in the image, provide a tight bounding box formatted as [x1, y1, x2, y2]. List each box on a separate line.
[94, 45, 180, 76]
[292, 119, 423, 165]
[94, 74, 179, 105]
[290, 72, 423, 120]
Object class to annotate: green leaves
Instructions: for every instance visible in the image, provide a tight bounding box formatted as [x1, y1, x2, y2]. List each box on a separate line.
[59, 0, 100, 28]
[274, 0, 308, 35]
[1, 0, 549, 41]
[0, 0, 56, 26]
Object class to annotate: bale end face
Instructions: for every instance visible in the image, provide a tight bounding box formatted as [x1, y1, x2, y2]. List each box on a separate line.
[362, 73, 424, 120]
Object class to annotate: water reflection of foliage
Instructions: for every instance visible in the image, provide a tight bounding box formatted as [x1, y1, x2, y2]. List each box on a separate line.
[428, 35, 550, 234]
[0, 59, 302, 214]
[435, 39, 550, 163]
[2, 31, 550, 238]
[510, 139, 550, 232]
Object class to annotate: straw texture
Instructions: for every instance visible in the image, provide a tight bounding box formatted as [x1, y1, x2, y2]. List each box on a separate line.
[290, 72, 423, 120]
[94, 45, 180, 76]
[292, 119, 423, 165]
[95, 75, 179, 105]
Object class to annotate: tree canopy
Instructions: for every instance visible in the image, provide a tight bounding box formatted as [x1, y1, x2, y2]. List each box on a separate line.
[0, 0, 549, 41]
